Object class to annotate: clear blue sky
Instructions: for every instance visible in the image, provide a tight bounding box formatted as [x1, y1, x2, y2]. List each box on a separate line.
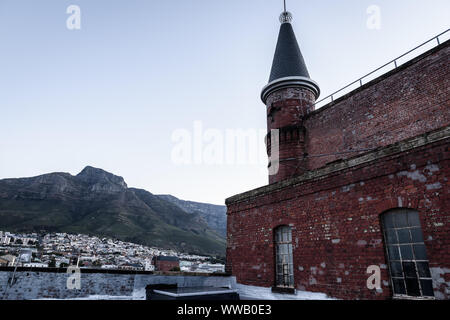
[1, 1, 449, 204]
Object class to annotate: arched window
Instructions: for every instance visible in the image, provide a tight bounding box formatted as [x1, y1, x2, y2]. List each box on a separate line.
[274, 226, 294, 288]
[381, 209, 434, 298]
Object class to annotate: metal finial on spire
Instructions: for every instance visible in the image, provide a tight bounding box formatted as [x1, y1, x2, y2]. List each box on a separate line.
[279, 0, 293, 24]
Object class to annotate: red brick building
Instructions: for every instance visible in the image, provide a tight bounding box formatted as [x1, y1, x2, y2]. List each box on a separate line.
[152, 256, 180, 272]
[225, 10, 449, 300]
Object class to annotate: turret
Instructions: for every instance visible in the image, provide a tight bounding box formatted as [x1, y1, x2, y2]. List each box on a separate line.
[263, 10, 320, 184]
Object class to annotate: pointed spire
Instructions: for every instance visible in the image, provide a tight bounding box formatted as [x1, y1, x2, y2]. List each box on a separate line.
[261, 7, 320, 103]
[268, 21, 310, 82]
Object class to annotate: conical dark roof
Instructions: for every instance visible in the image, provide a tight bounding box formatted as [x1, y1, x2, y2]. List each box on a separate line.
[269, 22, 310, 82]
[261, 16, 320, 103]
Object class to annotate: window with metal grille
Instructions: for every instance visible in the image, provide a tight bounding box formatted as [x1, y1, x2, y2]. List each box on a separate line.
[381, 209, 434, 298]
[274, 226, 294, 288]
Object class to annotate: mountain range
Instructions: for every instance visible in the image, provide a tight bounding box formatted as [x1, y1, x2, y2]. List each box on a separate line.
[157, 195, 227, 237]
[0, 166, 227, 256]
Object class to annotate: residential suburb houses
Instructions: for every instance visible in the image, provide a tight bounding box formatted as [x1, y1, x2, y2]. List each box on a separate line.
[0, 231, 224, 273]
[226, 10, 449, 299]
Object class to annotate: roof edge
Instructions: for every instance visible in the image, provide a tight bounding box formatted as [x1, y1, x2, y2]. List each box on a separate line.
[261, 76, 320, 103]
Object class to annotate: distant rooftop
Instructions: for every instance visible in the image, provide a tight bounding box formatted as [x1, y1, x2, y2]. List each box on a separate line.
[154, 256, 179, 262]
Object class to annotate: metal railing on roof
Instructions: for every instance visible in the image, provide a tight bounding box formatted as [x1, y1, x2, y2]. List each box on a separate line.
[314, 28, 450, 109]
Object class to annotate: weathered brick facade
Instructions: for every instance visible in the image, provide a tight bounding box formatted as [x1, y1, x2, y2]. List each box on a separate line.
[226, 40, 450, 299]
[153, 256, 180, 272]
[305, 42, 450, 171]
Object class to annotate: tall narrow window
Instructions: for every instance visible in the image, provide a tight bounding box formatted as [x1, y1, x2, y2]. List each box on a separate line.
[382, 209, 434, 298]
[275, 226, 294, 288]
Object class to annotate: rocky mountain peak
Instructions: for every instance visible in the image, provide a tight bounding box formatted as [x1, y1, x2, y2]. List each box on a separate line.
[76, 166, 127, 192]
[0, 167, 226, 255]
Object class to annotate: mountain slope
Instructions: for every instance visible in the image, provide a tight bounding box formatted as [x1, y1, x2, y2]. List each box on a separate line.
[0, 166, 225, 256]
[157, 194, 227, 236]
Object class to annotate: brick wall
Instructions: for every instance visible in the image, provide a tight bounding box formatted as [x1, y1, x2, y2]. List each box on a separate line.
[265, 88, 317, 183]
[226, 129, 449, 299]
[303, 41, 450, 170]
[155, 260, 179, 272]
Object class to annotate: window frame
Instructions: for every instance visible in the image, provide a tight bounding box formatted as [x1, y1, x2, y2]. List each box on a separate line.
[274, 225, 294, 289]
[381, 209, 435, 300]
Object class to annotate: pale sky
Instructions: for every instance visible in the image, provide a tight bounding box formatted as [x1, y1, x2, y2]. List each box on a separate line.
[0, 1, 449, 204]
